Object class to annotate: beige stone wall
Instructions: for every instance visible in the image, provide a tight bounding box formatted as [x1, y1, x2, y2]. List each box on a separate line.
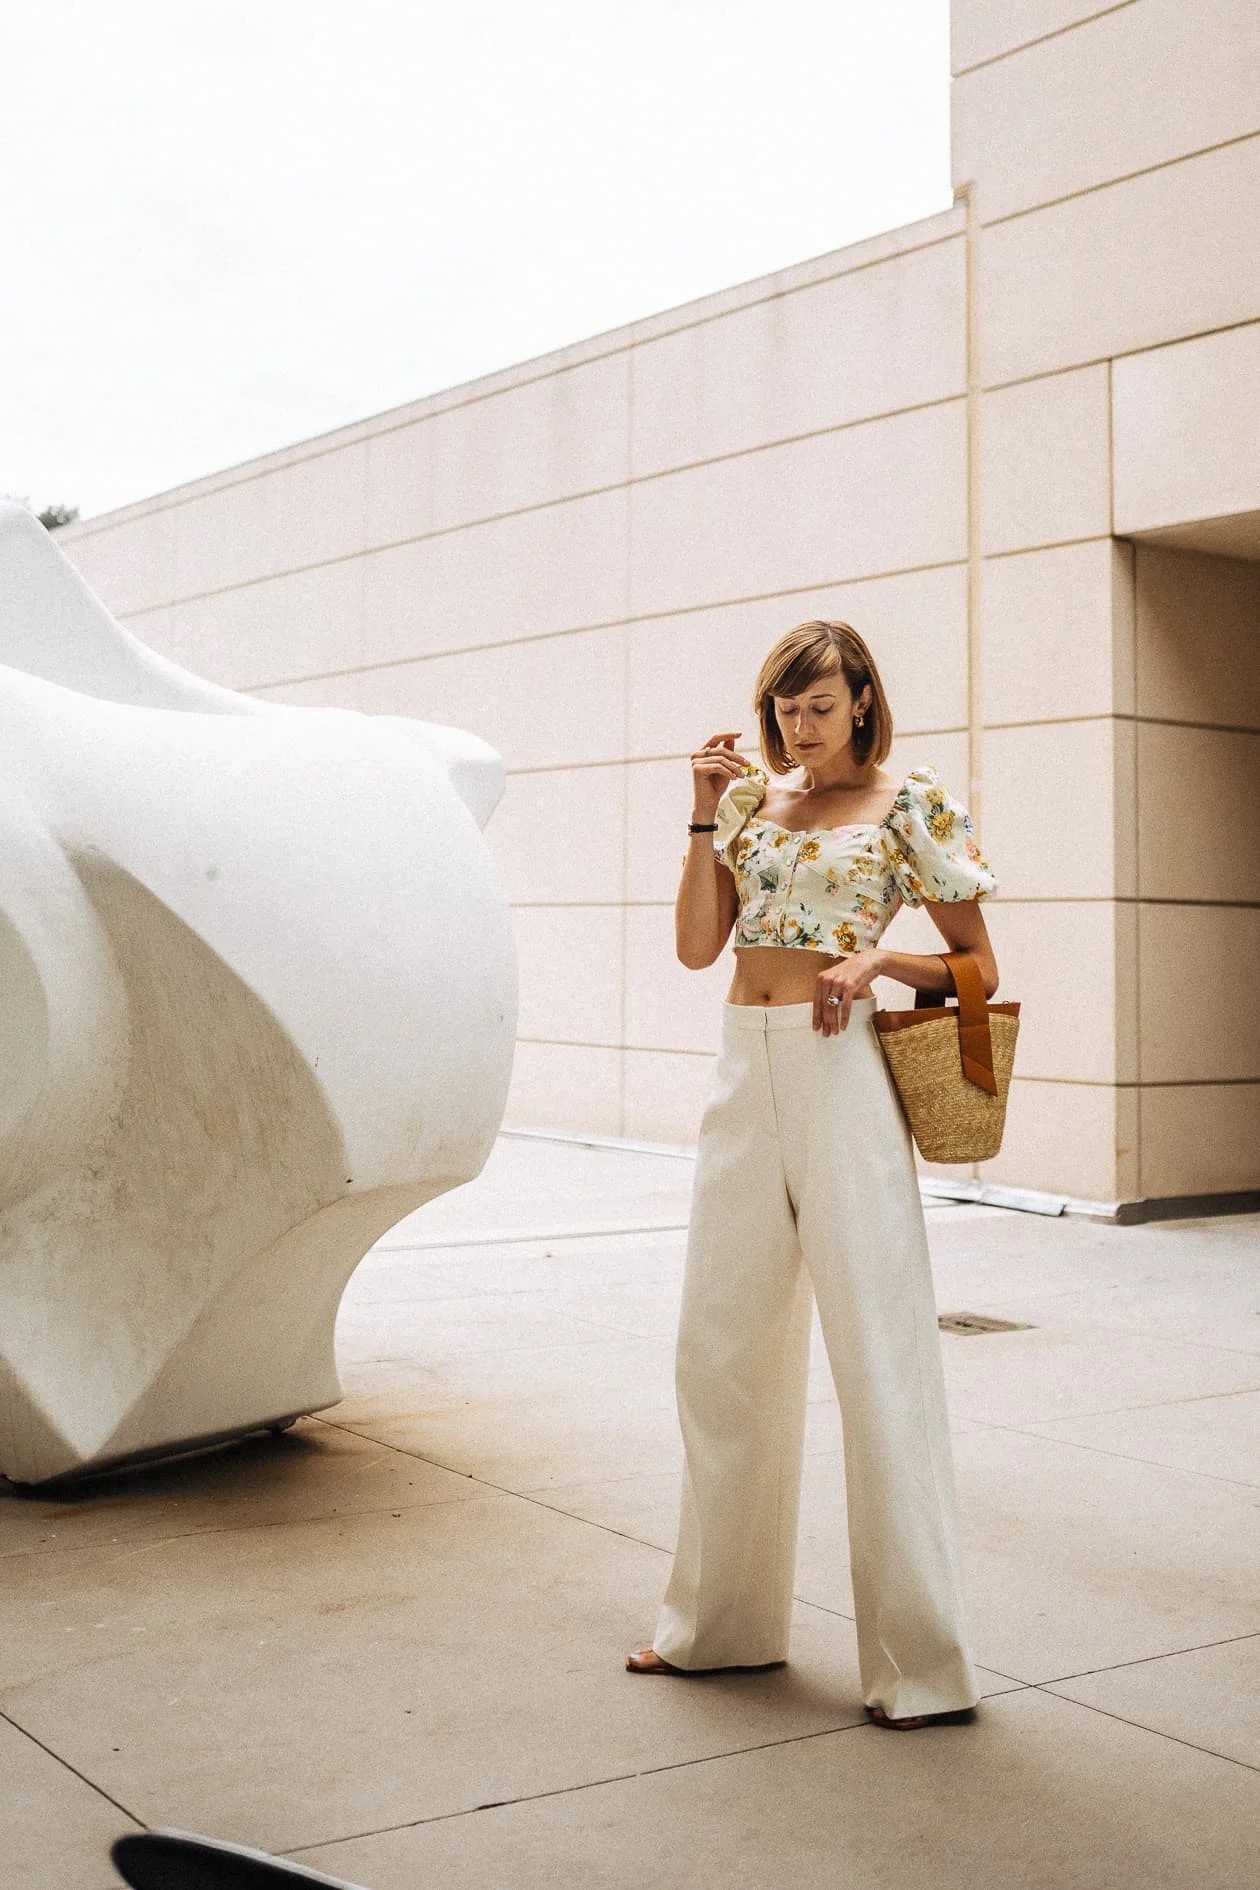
[59, 207, 979, 1155]
[56, 0, 1260, 1208]
[947, 0, 1260, 1202]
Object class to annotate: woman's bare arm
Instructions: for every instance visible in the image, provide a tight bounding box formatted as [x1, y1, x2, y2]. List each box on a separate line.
[813, 900, 998, 1034]
[877, 899, 998, 998]
[675, 730, 747, 969]
[676, 839, 738, 968]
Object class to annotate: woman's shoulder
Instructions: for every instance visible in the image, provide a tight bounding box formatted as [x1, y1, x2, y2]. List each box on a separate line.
[891, 763, 941, 802]
[713, 763, 768, 862]
[881, 764, 994, 903]
[718, 762, 769, 816]
[886, 764, 964, 825]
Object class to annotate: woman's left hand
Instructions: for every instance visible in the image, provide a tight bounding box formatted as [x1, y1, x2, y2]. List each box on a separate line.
[814, 951, 883, 1036]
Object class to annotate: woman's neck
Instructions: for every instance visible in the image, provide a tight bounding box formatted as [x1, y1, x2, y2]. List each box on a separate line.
[797, 754, 873, 794]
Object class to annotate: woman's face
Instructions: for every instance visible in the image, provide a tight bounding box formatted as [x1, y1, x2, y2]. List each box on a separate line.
[772, 670, 869, 768]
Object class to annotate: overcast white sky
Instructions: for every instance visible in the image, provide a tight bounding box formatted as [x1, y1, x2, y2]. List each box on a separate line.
[2, 1, 951, 522]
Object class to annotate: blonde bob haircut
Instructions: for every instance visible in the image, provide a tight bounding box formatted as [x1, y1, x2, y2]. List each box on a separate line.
[754, 620, 893, 774]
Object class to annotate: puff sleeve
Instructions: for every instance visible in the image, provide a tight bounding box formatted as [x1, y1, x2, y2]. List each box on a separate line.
[883, 766, 996, 907]
[713, 765, 767, 870]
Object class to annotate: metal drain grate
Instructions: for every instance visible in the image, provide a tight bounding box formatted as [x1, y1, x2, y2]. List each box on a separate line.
[938, 1311, 1034, 1336]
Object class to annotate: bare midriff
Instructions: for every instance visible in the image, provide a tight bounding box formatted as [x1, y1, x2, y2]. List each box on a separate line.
[726, 945, 876, 1007]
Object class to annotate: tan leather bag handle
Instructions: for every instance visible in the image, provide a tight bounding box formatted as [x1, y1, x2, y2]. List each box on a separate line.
[915, 950, 997, 1095]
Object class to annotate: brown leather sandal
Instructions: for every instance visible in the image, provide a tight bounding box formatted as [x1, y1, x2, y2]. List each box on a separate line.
[626, 1648, 787, 1676]
[865, 1704, 977, 1730]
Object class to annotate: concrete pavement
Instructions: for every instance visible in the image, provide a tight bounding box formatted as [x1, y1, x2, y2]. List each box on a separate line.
[2, 1135, 1257, 1889]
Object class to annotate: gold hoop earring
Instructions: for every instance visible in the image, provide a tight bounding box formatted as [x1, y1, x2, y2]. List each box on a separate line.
[854, 712, 865, 729]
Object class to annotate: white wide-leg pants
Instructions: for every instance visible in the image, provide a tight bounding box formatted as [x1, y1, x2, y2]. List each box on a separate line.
[653, 997, 978, 1719]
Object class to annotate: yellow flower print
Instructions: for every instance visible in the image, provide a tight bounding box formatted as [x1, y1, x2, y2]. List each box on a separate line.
[736, 834, 754, 860]
[781, 917, 802, 941]
[799, 837, 821, 861]
[773, 831, 789, 848]
[928, 807, 957, 842]
[832, 923, 858, 954]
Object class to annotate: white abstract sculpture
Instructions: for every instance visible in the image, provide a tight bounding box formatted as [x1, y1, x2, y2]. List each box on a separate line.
[0, 502, 516, 1484]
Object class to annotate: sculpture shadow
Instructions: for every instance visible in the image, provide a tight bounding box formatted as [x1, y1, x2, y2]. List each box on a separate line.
[113, 1829, 369, 1889]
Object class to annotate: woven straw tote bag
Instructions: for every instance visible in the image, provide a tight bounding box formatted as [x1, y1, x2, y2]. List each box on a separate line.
[873, 950, 1020, 1163]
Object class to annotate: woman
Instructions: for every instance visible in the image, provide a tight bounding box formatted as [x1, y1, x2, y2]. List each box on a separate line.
[627, 619, 997, 1730]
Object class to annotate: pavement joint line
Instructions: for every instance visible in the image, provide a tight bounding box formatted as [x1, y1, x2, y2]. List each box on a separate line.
[305, 1419, 710, 1575]
[1027, 1684, 1260, 1774]
[503, 1489, 684, 1564]
[309, 1423, 686, 1556]
[376, 1222, 689, 1251]
[946, 1318, 1260, 1366]
[1031, 1627, 1260, 1687]
[345, 1285, 681, 1311]
[1024, 1380, 1260, 1415]
[2, 1503, 425, 1565]
[337, 1323, 670, 1363]
[0, 1433, 505, 1562]
[0, 1703, 146, 1829]
[287, 1445, 1048, 1674]
[506, 1466, 1260, 1693]
[964, 1423, 1260, 1492]
[306, 1416, 511, 1493]
[945, 1321, 1260, 1367]
[10, 1451, 1251, 1727]
[960, 1413, 1260, 1489]
[285, 1714, 884, 1857]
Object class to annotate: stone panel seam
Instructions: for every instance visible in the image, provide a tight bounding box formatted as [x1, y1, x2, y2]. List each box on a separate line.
[112, 395, 968, 621]
[983, 532, 1114, 563]
[993, 896, 1260, 909]
[981, 316, 1260, 398]
[505, 896, 1213, 910]
[618, 356, 634, 1137]
[1010, 1075, 1260, 1090]
[1118, 531, 1140, 1145]
[509, 894, 1260, 911]
[511, 1060, 1259, 1084]
[1106, 358, 1116, 539]
[517, 1038, 715, 1058]
[498, 734, 971, 777]
[234, 566, 970, 690]
[60, 226, 967, 545]
[1131, 497, 1144, 1139]
[1141, 1080, 1260, 1097]
[960, 174, 983, 1186]
[979, 126, 1260, 231]
[951, 0, 1140, 78]
[986, 713, 1260, 736]
[511, 900, 667, 909]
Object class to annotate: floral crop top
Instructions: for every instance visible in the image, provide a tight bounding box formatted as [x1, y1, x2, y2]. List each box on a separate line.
[713, 764, 995, 955]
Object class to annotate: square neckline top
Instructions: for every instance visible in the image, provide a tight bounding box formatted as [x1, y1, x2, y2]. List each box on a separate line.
[712, 764, 995, 956]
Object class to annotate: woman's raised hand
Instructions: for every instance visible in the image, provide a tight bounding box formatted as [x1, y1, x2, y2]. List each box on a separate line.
[690, 732, 753, 822]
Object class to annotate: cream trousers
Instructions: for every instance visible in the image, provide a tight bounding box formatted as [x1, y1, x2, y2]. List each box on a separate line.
[653, 996, 979, 1719]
